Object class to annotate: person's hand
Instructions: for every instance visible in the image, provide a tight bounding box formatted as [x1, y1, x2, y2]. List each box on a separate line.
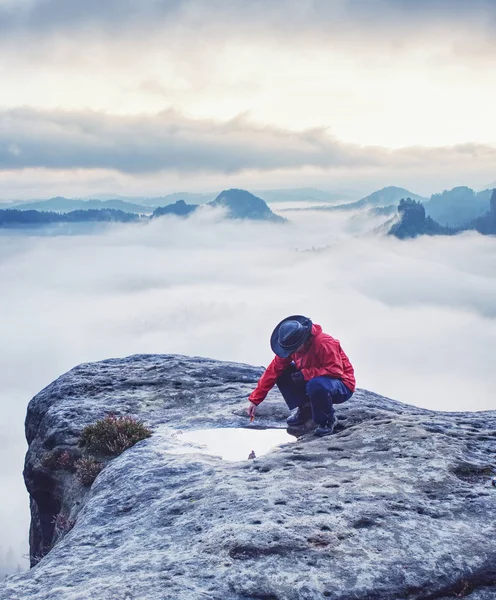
[291, 371, 305, 384]
[247, 401, 257, 419]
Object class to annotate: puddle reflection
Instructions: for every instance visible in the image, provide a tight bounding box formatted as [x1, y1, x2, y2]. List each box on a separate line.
[170, 427, 295, 462]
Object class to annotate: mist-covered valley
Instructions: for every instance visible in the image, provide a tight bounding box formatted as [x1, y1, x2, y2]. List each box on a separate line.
[1, 202, 495, 574]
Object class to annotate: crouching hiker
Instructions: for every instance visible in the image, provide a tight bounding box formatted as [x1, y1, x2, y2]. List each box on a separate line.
[247, 315, 356, 436]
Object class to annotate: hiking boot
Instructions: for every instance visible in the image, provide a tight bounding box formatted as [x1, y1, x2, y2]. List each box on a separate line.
[286, 404, 312, 426]
[314, 416, 339, 437]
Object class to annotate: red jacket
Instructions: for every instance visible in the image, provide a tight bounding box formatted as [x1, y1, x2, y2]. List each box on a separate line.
[249, 324, 355, 405]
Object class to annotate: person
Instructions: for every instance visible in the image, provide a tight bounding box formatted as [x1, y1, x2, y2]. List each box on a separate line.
[247, 315, 355, 436]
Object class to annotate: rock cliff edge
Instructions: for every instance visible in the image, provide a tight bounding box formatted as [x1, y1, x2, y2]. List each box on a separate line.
[1, 354, 495, 600]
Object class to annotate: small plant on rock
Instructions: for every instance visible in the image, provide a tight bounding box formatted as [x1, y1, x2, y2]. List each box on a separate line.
[29, 545, 51, 566]
[75, 457, 104, 486]
[57, 450, 76, 471]
[41, 449, 76, 472]
[52, 513, 75, 544]
[79, 414, 152, 456]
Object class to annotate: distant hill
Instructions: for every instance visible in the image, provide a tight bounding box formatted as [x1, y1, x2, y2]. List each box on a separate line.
[152, 200, 197, 218]
[3, 189, 352, 212]
[150, 189, 285, 223]
[2, 193, 218, 212]
[0, 208, 140, 227]
[3, 197, 153, 214]
[282, 186, 426, 212]
[90, 189, 346, 206]
[423, 187, 492, 227]
[146, 192, 217, 206]
[335, 186, 426, 211]
[209, 189, 285, 222]
[84, 192, 217, 206]
[1, 190, 284, 228]
[255, 188, 350, 204]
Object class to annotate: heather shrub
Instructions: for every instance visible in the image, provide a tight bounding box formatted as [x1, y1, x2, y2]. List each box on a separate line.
[42, 449, 76, 472]
[57, 450, 75, 470]
[78, 414, 152, 456]
[30, 546, 51, 566]
[75, 457, 104, 486]
[52, 514, 75, 544]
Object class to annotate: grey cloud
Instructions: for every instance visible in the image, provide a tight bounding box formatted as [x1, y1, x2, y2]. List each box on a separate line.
[0, 0, 494, 38]
[0, 0, 182, 33]
[347, 0, 496, 17]
[0, 108, 370, 173]
[0, 0, 253, 35]
[2, 108, 496, 175]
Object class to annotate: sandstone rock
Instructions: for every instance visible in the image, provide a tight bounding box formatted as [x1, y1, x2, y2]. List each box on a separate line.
[1, 354, 495, 600]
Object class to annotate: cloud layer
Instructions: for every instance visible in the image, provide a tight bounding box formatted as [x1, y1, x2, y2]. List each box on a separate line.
[2, 108, 496, 175]
[0, 207, 495, 571]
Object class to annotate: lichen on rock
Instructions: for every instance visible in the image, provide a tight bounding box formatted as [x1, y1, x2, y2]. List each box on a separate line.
[1, 354, 495, 600]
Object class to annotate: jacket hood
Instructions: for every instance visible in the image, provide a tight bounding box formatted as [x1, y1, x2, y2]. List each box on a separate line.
[311, 323, 322, 336]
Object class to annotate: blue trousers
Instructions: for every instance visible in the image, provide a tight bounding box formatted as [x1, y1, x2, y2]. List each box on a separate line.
[276, 364, 353, 425]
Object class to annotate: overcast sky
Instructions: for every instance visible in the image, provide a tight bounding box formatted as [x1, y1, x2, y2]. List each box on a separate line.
[1, 0, 495, 199]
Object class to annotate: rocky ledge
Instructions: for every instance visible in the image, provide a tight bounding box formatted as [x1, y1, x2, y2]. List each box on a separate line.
[1, 354, 495, 600]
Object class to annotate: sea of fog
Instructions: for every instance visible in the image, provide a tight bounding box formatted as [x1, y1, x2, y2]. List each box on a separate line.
[1, 202, 495, 572]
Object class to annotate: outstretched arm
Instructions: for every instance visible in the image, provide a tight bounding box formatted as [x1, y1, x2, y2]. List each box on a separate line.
[248, 355, 292, 405]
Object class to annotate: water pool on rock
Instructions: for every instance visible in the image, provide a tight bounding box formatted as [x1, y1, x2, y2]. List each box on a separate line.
[169, 427, 296, 461]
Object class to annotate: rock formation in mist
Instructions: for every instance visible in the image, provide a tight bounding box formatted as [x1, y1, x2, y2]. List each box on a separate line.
[1, 354, 495, 600]
[424, 187, 492, 228]
[388, 198, 449, 239]
[471, 189, 496, 235]
[290, 185, 493, 229]
[389, 191, 496, 239]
